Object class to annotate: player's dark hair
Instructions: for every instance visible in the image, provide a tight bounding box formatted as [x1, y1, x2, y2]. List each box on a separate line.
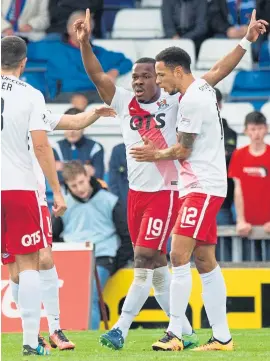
[214, 88, 223, 104]
[155, 47, 191, 74]
[245, 111, 267, 127]
[1, 36, 27, 70]
[64, 107, 82, 115]
[135, 57, 156, 65]
[62, 160, 87, 182]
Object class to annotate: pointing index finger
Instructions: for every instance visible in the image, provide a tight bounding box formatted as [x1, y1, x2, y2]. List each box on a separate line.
[251, 9, 256, 21]
[85, 8, 91, 23]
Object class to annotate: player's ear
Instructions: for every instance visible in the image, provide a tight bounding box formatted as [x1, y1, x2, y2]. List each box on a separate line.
[20, 57, 27, 73]
[174, 66, 183, 77]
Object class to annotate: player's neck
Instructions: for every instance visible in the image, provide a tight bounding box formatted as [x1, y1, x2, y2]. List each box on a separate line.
[176, 73, 195, 95]
[1, 69, 20, 78]
[249, 142, 266, 156]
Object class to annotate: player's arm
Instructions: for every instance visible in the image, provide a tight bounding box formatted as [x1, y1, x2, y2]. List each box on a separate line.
[74, 9, 116, 105]
[202, 10, 268, 87]
[130, 132, 196, 162]
[55, 106, 116, 130]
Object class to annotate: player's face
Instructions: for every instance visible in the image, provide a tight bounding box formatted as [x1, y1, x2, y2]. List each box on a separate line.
[66, 173, 91, 200]
[131, 63, 159, 103]
[155, 61, 178, 95]
[245, 123, 268, 144]
[64, 129, 84, 144]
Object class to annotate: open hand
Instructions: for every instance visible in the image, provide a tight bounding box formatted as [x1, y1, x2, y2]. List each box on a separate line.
[246, 9, 268, 42]
[130, 136, 158, 162]
[94, 106, 116, 117]
[73, 8, 91, 44]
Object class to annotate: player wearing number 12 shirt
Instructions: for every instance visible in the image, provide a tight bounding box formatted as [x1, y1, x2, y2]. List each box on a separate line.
[131, 12, 267, 351]
[74, 8, 265, 350]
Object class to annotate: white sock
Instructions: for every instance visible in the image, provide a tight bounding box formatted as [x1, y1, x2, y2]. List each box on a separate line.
[40, 266, 60, 335]
[153, 266, 193, 335]
[18, 270, 41, 349]
[10, 280, 19, 306]
[112, 268, 154, 339]
[167, 263, 192, 339]
[200, 265, 231, 342]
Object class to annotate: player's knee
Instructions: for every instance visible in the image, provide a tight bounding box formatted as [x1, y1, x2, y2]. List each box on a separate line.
[39, 248, 54, 270]
[194, 254, 217, 274]
[134, 253, 155, 269]
[170, 249, 191, 267]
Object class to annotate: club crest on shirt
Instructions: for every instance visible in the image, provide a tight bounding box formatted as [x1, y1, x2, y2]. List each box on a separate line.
[157, 99, 169, 110]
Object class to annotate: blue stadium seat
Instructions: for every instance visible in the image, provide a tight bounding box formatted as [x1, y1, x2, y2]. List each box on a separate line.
[230, 70, 270, 109]
[259, 41, 270, 68]
[20, 70, 47, 96]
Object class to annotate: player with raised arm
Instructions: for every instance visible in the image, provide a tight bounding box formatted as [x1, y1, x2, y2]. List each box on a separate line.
[2, 95, 115, 350]
[1, 36, 66, 356]
[74, 9, 266, 350]
[130, 10, 268, 352]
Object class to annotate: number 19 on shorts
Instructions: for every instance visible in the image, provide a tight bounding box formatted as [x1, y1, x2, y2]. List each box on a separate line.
[146, 217, 163, 240]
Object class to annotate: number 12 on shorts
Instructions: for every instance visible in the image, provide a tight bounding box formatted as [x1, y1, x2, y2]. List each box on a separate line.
[146, 217, 163, 239]
[181, 207, 198, 227]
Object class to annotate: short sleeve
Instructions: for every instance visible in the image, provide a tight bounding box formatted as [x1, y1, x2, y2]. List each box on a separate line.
[29, 90, 49, 132]
[177, 101, 204, 134]
[228, 149, 242, 179]
[43, 110, 62, 131]
[110, 86, 133, 115]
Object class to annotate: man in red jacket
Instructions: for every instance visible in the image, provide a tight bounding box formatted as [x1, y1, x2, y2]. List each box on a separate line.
[229, 111, 270, 261]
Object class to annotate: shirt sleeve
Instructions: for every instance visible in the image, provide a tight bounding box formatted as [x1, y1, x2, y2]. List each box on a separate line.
[43, 110, 62, 131]
[177, 100, 204, 134]
[29, 90, 50, 132]
[110, 86, 133, 115]
[228, 149, 242, 179]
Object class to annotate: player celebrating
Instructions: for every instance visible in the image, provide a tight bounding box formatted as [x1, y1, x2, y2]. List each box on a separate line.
[1, 36, 66, 356]
[130, 10, 268, 352]
[74, 8, 265, 350]
[3, 106, 115, 351]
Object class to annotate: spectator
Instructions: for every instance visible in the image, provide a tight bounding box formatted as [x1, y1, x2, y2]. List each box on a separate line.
[162, 0, 208, 51]
[109, 143, 129, 212]
[1, 0, 49, 36]
[52, 161, 133, 329]
[27, 10, 132, 100]
[53, 108, 105, 183]
[48, 0, 104, 38]
[208, 0, 270, 38]
[229, 111, 270, 261]
[215, 88, 237, 261]
[71, 93, 89, 111]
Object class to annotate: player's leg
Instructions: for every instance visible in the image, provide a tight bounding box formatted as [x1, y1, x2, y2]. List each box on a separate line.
[192, 239, 233, 351]
[3, 190, 49, 356]
[38, 206, 75, 350]
[8, 260, 19, 306]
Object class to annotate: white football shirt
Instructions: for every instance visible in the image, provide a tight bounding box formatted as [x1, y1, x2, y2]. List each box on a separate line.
[176, 78, 227, 197]
[1, 75, 48, 191]
[29, 111, 62, 205]
[111, 87, 180, 192]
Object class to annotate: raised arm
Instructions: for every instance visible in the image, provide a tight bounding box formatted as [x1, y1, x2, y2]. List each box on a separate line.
[202, 10, 268, 87]
[74, 9, 116, 105]
[55, 106, 116, 130]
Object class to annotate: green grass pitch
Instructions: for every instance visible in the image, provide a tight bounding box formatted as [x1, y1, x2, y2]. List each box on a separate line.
[2, 329, 270, 361]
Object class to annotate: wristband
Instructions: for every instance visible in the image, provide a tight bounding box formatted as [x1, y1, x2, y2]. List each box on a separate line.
[239, 37, 252, 51]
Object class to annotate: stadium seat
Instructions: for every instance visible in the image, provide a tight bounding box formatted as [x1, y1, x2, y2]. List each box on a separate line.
[116, 72, 133, 90]
[138, 39, 196, 69]
[21, 71, 47, 97]
[221, 102, 254, 132]
[197, 39, 252, 71]
[92, 39, 137, 62]
[261, 102, 270, 123]
[112, 9, 164, 38]
[141, 0, 162, 7]
[259, 40, 270, 68]
[230, 71, 270, 105]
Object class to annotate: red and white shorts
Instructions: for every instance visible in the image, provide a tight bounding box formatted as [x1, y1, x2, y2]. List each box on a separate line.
[1, 191, 52, 265]
[127, 189, 179, 253]
[173, 192, 224, 245]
